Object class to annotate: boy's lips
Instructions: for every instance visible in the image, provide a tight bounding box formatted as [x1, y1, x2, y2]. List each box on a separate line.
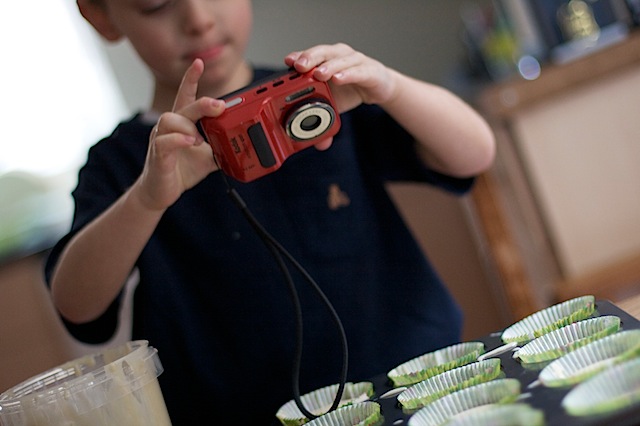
[188, 44, 225, 62]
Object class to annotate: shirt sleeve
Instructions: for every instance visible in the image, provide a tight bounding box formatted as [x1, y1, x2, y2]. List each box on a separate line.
[350, 104, 475, 194]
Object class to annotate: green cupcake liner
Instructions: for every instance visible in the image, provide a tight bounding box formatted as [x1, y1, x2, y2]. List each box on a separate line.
[562, 357, 640, 416]
[407, 378, 522, 426]
[305, 401, 382, 426]
[539, 329, 640, 387]
[397, 359, 502, 410]
[445, 403, 545, 426]
[276, 382, 374, 425]
[514, 315, 621, 364]
[387, 342, 485, 387]
[501, 295, 596, 344]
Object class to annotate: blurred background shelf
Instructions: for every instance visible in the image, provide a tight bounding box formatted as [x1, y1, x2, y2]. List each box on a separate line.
[472, 29, 640, 321]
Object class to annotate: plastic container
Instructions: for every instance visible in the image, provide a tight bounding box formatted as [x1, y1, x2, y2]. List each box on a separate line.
[0, 340, 171, 426]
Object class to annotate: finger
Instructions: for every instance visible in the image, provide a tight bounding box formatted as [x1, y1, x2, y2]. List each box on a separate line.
[316, 49, 370, 81]
[290, 43, 354, 73]
[155, 99, 225, 145]
[284, 51, 302, 67]
[314, 137, 333, 151]
[173, 59, 205, 112]
[175, 97, 226, 125]
[150, 123, 160, 141]
[153, 114, 197, 146]
[154, 112, 197, 142]
[154, 133, 198, 153]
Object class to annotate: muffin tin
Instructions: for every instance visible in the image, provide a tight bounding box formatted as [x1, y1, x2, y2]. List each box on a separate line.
[302, 299, 640, 426]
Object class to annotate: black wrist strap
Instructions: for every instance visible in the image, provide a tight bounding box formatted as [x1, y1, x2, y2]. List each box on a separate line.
[223, 180, 348, 419]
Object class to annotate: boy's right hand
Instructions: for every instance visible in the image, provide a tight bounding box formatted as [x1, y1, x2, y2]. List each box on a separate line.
[136, 59, 225, 212]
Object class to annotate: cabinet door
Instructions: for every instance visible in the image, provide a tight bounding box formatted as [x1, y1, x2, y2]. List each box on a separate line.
[511, 66, 640, 278]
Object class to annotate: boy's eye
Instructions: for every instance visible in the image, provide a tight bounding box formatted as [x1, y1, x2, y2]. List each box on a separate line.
[140, 0, 171, 15]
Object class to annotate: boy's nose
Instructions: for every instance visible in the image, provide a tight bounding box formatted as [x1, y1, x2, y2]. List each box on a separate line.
[182, 0, 215, 35]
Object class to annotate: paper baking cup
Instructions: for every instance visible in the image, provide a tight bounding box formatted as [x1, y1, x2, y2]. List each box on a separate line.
[562, 357, 640, 416]
[514, 315, 621, 364]
[501, 295, 595, 344]
[276, 382, 374, 425]
[387, 342, 485, 387]
[539, 329, 640, 387]
[305, 401, 382, 426]
[397, 359, 502, 410]
[407, 378, 521, 426]
[444, 403, 545, 426]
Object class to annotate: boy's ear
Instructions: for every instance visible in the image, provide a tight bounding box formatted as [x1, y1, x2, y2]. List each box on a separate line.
[77, 0, 123, 42]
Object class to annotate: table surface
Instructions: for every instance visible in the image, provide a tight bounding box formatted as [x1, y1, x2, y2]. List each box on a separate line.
[369, 300, 640, 426]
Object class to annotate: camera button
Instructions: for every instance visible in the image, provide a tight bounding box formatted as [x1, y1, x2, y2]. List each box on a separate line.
[248, 123, 277, 168]
[225, 97, 244, 108]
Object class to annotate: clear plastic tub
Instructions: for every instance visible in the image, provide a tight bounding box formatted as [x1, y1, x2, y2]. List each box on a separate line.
[0, 340, 171, 425]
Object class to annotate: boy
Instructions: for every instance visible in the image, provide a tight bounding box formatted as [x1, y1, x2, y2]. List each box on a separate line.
[47, 0, 495, 423]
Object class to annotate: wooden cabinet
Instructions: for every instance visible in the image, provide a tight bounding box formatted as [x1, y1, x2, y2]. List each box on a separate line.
[471, 31, 640, 320]
[0, 254, 133, 393]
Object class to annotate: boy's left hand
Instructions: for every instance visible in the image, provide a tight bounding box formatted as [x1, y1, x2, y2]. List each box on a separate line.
[285, 43, 397, 114]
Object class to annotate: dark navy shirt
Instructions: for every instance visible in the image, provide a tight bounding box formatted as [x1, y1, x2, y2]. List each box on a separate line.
[46, 69, 472, 425]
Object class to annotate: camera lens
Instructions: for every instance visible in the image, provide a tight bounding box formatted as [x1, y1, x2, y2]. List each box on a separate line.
[286, 100, 336, 141]
[300, 115, 321, 132]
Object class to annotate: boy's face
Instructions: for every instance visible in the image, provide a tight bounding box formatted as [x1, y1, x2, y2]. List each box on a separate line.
[80, 0, 253, 96]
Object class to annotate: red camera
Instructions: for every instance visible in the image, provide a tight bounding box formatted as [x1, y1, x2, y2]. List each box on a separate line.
[199, 69, 341, 182]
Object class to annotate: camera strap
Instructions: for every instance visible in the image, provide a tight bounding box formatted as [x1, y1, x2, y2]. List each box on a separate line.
[219, 171, 349, 420]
